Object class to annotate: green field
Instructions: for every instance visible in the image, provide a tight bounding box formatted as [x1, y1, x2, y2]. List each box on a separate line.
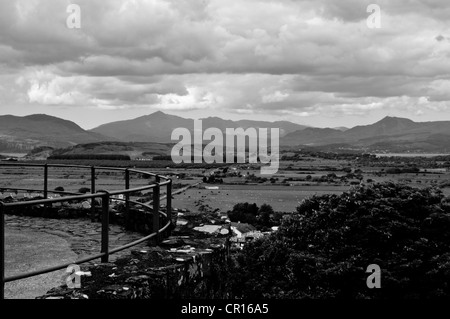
[1, 153, 449, 214]
[172, 184, 350, 213]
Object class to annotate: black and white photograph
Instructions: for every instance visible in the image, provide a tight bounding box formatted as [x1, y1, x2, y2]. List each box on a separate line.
[1, 0, 450, 313]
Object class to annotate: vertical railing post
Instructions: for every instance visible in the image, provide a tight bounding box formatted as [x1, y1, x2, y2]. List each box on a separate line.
[125, 169, 130, 227]
[43, 164, 49, 213]
[100, 192, 110, 263]
[166, 178, 172, 225]
[43, 164, 48, 199]
[153, 176, 160, 243]
[0, 202, 5, 300]
[90, 166, 96, 222]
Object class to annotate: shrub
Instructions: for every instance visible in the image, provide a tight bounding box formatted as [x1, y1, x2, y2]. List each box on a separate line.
[78, 187, 91, 194]
[228, 202, 258, 225]
[229, 182, 450, 299]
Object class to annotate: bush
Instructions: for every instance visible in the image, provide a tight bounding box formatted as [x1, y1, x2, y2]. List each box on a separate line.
[78, 187, 91, 194]
[258, 204, 274, 227]
[229, 182, 450, 299]
[228, 202, 258, 225]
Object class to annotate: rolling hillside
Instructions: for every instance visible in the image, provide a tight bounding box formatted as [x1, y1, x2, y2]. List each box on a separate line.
[0, 114, 114, 152]
[43, 142, 173, 160]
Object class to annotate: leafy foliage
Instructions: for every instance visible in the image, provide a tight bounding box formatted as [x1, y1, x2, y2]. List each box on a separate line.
[229, 182, 450, 299]
[78, 187, 91, 194]
[227, 202, 278, 229]
[228, 202, 259, 225]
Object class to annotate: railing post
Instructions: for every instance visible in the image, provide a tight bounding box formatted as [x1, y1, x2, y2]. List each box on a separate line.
[43, 164, 50, 213]
[99, 192, 110, 263]
[125, 169, 130, 227]
[91, 166, 96, 222]
[43, 164, 48, 199]
[153, 176, 160, 243]
[166, 178, 172, 225]
[0, 202, 4, 300]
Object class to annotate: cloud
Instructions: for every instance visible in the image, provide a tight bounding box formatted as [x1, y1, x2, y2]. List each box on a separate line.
[1, 0, 450, 125]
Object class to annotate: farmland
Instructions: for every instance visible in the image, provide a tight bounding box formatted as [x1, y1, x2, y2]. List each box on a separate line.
[2, 150, 449, 214]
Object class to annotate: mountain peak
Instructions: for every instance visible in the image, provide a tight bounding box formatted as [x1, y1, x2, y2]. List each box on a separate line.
[24, 114, 59, 121]
[147, 111, 189, 120]
[378, 116, 415, 123]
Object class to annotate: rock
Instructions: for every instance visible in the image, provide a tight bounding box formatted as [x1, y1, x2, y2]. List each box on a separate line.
[176, 219, 188, 226]
[193, 225, 221, 234]
[125, 275, 150, 284]
[75, 271, 92, 277]
[81, 201, 91, 209]
[160, 238, 183, 247]
[103, 285, 124, 291]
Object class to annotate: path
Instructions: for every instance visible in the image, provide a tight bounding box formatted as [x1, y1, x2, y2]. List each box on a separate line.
[4, 215, 149, 299]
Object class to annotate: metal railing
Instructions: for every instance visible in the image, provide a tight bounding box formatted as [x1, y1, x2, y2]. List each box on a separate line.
[0, 163, 173, 299]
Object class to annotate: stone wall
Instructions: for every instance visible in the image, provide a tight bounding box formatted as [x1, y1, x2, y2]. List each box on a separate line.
[4, 196, 233, 299]
[38, 236, 231, 299]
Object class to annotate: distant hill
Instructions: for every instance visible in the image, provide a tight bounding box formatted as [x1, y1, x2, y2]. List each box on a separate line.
[281, 127, 342, 146]
[0, 114, 114, 152]
[45, 141, 174, 160]
[333, 127, 349, 132]
[201, 117, 308, 137]
[90, 111, 308, 143]
[281, 116, 450, 152]
[4, 112, 450, 155]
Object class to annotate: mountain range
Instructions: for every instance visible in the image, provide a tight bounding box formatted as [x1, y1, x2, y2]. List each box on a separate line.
[90, 111, 308, 143]
[1, 112, 450, 154]
[281, 116, 450, 152]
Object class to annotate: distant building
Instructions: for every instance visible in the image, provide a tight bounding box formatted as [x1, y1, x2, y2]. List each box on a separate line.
[230, 222, 256, 238]
[230, 222, 264, 249]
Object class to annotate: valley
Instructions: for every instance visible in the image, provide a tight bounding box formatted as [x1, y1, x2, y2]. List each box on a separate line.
[2, 151, 449, 216]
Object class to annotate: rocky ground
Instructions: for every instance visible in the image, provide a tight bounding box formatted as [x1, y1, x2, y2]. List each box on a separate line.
[5, 199, 233, 299]
[36, 208, 232, 299]
[5, 214, 148, 262]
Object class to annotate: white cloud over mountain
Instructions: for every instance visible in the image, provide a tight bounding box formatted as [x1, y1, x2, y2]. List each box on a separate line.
[1, 0, 449, 128]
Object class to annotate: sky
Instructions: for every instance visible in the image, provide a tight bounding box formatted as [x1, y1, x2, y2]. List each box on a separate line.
[0, 0, 450, 130]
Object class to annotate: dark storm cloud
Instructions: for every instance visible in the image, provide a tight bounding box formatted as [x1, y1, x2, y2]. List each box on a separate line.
[1, 0, 449, 121]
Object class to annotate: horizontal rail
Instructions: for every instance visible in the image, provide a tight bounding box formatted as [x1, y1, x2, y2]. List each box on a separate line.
[2, 184, 164, 207]
[0, 163, 93, 169]
[0, 163, 170, 179]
